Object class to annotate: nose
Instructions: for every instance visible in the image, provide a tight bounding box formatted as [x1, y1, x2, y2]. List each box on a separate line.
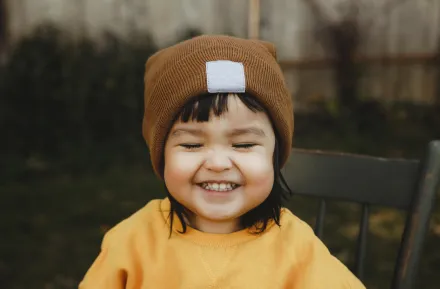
[204, 148, 233, 172]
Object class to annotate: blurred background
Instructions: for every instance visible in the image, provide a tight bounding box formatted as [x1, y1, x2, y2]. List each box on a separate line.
[1, 0, 440, 288]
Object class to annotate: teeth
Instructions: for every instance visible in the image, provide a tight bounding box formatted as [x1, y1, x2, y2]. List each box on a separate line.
[201, 182, 238, 192]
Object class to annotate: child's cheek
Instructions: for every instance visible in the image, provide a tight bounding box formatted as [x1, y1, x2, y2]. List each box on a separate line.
[236, 152, 274, 185]
[164, 151, 202, 182]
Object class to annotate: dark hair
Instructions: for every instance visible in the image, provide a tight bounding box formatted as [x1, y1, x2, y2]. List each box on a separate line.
[165, 93, 292, 235]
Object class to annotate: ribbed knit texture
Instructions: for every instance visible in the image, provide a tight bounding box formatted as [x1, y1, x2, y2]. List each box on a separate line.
[142, 35, 294, 178]
[79, 198, 365, 289]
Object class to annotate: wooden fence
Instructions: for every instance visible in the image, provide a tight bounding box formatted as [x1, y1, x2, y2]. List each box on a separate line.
[278, 52, 439, 107]
[3, 0, 440, 106]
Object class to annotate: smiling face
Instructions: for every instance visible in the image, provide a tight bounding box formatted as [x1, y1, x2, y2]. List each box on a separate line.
[163, 94, 276, 233]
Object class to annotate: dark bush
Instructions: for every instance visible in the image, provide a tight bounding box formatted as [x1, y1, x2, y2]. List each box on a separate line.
[1, 25, 158, 164]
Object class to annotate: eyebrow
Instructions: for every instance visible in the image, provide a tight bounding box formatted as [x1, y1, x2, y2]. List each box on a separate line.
[170, 128, 204, 138]
[228, 127, 266, 137]
[169, 126, 267, 138]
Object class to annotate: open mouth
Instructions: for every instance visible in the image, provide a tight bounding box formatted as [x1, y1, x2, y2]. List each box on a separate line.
[197, 182, 241, 192]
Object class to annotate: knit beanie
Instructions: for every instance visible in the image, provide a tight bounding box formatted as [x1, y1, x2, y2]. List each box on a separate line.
[143, 35, 294, 178]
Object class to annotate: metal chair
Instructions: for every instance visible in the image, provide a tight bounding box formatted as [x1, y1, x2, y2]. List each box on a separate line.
[282, 140, 440, 289]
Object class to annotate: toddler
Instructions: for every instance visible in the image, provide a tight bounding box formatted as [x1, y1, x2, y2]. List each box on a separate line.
[79, 35, 365, 289]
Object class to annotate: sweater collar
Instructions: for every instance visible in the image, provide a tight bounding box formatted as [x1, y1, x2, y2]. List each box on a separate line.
[159, 198, 278, 247]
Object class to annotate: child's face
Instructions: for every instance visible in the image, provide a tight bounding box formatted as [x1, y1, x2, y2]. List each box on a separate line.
[164, 95, 275, 233]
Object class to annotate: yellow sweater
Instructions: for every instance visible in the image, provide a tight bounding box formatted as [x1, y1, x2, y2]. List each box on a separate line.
[79, 198, 365, 289]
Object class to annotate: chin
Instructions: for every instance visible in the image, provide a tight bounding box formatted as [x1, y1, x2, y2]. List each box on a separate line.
[197, 206, 242, 221]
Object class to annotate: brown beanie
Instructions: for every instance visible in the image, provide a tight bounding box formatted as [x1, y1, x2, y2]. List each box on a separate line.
[143, 35, 294, 178]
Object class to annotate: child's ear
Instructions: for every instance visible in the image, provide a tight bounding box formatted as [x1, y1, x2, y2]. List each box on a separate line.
[253, 40, 277, 60]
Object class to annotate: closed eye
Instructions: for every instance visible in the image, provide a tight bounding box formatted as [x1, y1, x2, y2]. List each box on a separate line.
[233, 143, 257, 149]
[180, 143, 203, 150]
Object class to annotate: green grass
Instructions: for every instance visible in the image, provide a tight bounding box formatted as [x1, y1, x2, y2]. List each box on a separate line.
[0, 165, 164, 289]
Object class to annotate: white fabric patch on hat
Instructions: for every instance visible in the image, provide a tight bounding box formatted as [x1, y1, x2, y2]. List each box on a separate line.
[206, 60, 246, 93]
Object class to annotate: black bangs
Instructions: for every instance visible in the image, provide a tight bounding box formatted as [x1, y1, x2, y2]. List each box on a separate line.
[178, 93, 265, 123]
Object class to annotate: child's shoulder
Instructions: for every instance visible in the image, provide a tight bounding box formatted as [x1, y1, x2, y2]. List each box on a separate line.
[277, 208, 330, 257]
[100, 198, 167, 248]
[278, 208, 365, 288]
[279, 207, 317, 239]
